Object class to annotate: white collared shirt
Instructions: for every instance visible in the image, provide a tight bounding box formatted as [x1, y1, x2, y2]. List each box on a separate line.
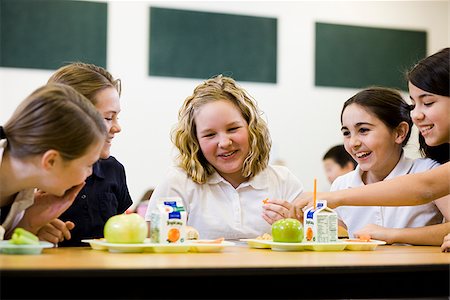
[333, 153, 443, 238]
[145, 165, 303, 240]
[0, 140, 35, 240]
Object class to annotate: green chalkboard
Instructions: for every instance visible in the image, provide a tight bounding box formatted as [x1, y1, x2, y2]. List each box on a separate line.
[149, 7, 277, 83]
[315, 22, 427, 90]
[0, 0, 107, 70]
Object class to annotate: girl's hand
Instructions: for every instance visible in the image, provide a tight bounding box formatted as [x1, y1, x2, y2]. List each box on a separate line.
[37, 219, 75, 245]
[17, 183, 84, 234]
[441, 233, 450, 252]
[262, 198, 296, 225]
[292, 192, 314, 221]
[354, 224, 392, 244]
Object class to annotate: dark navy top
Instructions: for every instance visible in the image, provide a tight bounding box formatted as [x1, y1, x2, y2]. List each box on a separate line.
[59, 156, 132, 247]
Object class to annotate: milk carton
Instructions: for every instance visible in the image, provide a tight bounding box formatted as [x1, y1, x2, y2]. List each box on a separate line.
[304, 200, 337, 243]
[150, 197, 187, 244]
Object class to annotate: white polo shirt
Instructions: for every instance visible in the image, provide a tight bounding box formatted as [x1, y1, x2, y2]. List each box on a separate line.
[0, 140, 35, 240]
[333, 153, 443, 238]
[145, 164, 303, 240]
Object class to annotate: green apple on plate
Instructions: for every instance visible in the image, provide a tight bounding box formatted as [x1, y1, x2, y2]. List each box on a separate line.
[104, 213, 148, 244]
[272, 218, 304, 243]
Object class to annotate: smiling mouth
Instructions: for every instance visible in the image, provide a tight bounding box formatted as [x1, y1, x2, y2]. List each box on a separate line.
[355, 151, 371, 159]
[419, 125, 434, 135]
[219, 150, 237, 158]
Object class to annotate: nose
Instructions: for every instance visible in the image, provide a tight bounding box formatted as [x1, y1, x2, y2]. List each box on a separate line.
[348, 135, 361, 149]
[111, 120, 121, 133]
[218, 136, 232, 148]
[410, 106, 424, 122]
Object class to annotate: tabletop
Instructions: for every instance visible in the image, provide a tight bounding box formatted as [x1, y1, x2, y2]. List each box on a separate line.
[1, 242, 449, 299]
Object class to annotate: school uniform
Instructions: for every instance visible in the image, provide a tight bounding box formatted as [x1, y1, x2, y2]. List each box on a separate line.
[333, 154, 443, 239]
[0, 140, 35, 240]
[59, 156, 132, 246]
[145, 165, 303, 240]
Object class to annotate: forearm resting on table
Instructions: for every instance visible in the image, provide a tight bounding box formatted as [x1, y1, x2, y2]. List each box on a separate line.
[329, 163, 450, 207]
[386, 222, 450, 246]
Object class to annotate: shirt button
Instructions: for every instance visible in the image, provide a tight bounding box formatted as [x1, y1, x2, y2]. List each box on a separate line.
[81, 194, 87, 199]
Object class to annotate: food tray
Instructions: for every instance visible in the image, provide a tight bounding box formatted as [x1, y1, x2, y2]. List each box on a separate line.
[240, 238, 386, 251]
[82, 239, 235, 253]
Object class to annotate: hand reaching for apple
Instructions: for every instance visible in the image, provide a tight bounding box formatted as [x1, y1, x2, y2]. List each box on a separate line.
[262, 198, 297, 225]
[37, 219, 75, 244]
[16, 183, 84, 234]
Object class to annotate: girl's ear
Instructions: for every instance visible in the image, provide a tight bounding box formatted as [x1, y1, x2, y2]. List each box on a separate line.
[394, 121, 410, 144]
[40, 150, 60, 170]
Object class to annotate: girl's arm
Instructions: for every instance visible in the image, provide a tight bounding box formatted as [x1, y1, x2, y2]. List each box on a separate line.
[354, 222, 450, 246]
[294, 162, 449, 212]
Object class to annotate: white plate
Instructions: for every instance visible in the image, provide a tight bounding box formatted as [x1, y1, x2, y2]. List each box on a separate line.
[82, 239, 235, 253]
[239, 239, 273, 249]
[0, 241, 53, 255]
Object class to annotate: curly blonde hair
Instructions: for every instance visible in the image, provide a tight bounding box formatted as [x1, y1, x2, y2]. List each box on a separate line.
[172, 75, 271, 184]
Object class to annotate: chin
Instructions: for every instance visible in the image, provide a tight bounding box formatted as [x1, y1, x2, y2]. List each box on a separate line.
[100, 150, 110, 159]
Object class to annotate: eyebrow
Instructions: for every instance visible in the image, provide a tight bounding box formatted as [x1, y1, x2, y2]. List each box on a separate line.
[198, 121, 242, 135]
[341, 122, 374, 131]
[409, 93, 434, 101]
[103, 110, 119, 115]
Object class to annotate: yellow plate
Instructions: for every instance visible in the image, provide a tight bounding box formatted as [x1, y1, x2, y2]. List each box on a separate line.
[343, 239, 387, 251]
[239, 239, 272, 249]
[82, 239, 235, 253]
[187, 240, 236, 253]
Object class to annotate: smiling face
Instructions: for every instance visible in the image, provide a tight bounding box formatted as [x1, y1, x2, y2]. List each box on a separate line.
[409, 82, 450, 147]
[195, 99, 250, 187]
[323, 158, 354, 184]
[41, 141, 104, 196]
[93, 87, 122, 159]
[341, 104, 406, 183]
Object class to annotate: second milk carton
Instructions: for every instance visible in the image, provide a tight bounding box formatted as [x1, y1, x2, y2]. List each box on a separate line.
[304, 200, 338, 243]
[150, 197, 187, 244]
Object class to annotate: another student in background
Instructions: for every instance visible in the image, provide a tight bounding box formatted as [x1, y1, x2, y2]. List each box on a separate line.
[38, 62, 132, 246]
[145, 75, 303, 240]
[0, 84, 106, 240]
[294, 48, 449, 250]
[334, 87, 447, 244]
[322, 144, 356, 184]
[130, 188, 154, 218]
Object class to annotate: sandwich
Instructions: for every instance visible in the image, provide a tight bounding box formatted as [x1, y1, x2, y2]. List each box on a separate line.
[185, 226, 199, 240]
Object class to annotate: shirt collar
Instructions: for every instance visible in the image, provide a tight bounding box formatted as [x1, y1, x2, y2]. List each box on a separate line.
[206, 169, 268, 190]
[91, 160, 105, 179]
[350, 151, 412, 186]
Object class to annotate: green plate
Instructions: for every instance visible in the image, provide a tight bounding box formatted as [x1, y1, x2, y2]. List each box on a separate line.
[0, 240, 53, 255]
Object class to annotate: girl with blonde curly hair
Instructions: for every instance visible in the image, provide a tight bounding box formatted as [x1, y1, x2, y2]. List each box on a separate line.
[145, 75, 303, 240]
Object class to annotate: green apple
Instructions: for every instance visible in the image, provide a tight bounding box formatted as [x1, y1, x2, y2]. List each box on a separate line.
[104, 213, 148, 243]
[272, 218, 304, 243]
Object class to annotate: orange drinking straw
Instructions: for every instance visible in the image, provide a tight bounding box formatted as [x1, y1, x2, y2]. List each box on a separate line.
[313, 178, 317, 209]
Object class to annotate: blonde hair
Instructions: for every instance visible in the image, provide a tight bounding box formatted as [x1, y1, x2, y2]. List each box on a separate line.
[47, 62, 121, 104]
[3, 84, 106, 160]
[172, 75, 271, 184]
